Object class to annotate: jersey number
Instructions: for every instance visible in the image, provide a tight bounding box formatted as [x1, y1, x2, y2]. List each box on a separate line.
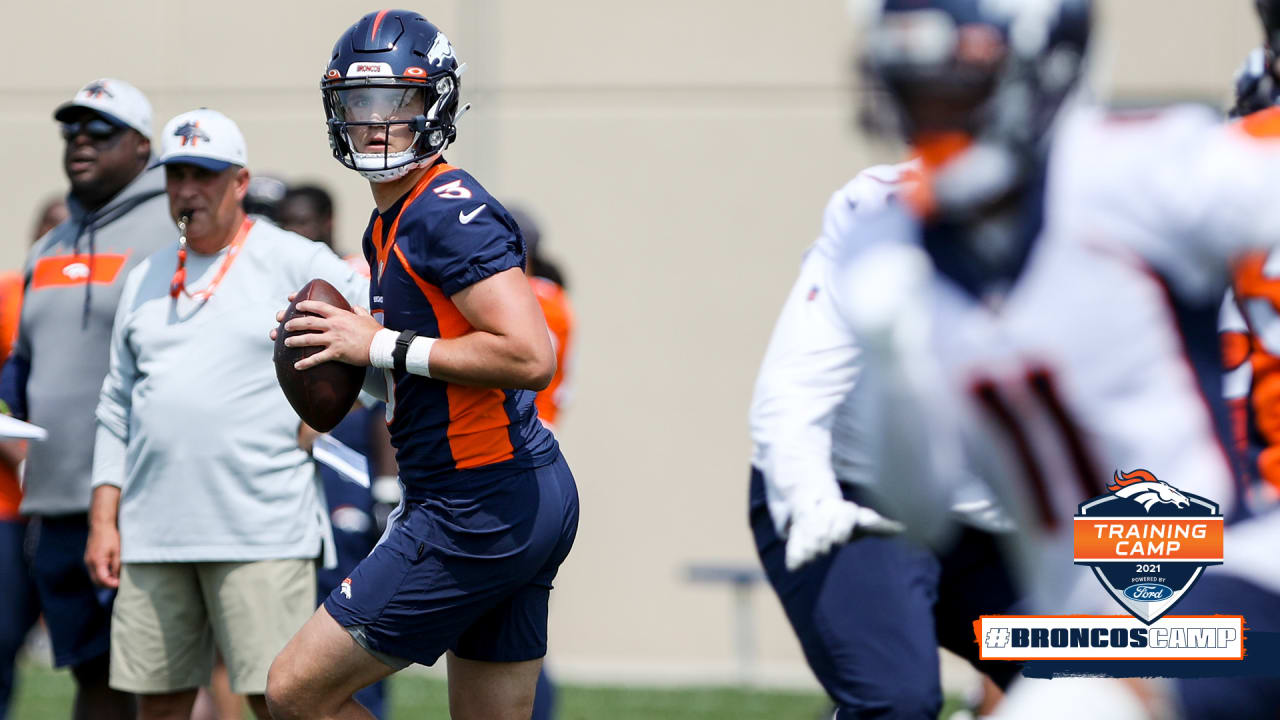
[432, 179, 472, 199]
[971, 367, 1104, 530]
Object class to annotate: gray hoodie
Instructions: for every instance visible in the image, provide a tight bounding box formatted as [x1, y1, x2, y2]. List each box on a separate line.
[17, 166, 172, 516]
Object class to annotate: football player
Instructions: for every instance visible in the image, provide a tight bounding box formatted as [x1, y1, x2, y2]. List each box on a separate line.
[749, 159, 1022, 718]
[832, 0, 1280, 715]
[264, 12, 579, 720]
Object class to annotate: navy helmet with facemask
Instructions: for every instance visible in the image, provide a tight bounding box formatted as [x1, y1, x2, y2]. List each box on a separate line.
[322, 10, 469, 183]
[863, 0, 1090, 216]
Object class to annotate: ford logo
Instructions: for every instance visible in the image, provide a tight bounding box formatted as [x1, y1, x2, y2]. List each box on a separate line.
[1124, 583, 1173, 602]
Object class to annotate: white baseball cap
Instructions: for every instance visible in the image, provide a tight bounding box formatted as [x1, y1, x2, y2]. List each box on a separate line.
[54, 78, 153, 137]
[152, 109, 249, 172]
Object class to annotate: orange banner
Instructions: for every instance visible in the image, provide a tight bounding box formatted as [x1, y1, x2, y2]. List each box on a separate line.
[1073, 517, 1223, 562]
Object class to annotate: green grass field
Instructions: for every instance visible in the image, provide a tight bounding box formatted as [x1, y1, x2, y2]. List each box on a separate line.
[12, 660, 970, 718]
[11, 661, 836, 720]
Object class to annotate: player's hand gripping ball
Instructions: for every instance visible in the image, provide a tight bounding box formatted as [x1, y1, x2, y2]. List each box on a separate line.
[273, 279, 364, 432]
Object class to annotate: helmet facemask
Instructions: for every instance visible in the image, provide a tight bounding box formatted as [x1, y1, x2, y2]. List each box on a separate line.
[323, 75, 460, 183]
[865, 5, 1087, 219]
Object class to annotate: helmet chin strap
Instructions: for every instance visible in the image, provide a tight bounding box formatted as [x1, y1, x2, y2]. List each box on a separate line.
[356, 152, 439, 183]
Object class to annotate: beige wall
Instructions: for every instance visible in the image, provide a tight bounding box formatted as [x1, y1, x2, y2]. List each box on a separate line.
[0, 0, 1261, 686]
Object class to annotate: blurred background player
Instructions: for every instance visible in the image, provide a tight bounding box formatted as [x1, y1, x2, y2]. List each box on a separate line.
[843, 0, 1280, 716]
[1223, 0, 1280, 505]
[266, 12, 578, 720]
[30, 197, 71, 247]
[280, 185, 337, 250]
[242, 174, 288, 225]
[87, 108, 367, 720]
[0, 77, 172, 720]
[508, 206, 575, 432]
[0, 196, 66, 720]
[748, 161, 1019, 719]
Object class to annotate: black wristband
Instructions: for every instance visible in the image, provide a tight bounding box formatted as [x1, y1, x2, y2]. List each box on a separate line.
[393, 330, 418, 374]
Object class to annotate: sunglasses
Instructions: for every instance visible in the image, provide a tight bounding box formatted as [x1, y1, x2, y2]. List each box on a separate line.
[60, 117, 123, 141]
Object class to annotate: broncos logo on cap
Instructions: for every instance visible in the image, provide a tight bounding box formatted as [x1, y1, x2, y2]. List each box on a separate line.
[83, 81, 113, 99]
[1105, 469, 1190, 512]
[174, 121, 211, 146]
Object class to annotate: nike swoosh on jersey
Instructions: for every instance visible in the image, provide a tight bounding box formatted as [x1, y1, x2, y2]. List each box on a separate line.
[459, 204, 487, 224]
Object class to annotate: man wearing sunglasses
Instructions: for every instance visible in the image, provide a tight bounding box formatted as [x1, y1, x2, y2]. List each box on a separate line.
[0, 77, 171, 720]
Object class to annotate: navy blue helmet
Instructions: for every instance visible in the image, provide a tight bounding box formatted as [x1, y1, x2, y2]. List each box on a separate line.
[1259, 0, 1280, 55]
[322, 10, 466, 182]
[864, 0, 1090, 155]
[1230, 47, 1277, 118]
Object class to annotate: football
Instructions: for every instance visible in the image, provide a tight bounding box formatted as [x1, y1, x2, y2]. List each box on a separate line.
[273, 278, 365, 433]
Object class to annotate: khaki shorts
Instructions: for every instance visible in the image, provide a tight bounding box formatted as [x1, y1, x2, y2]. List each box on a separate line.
[109, 558, 315, 695]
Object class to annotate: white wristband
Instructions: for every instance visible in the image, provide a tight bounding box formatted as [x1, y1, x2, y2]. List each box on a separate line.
[369, 329, 398, 369]
[405, 336, 436, 378]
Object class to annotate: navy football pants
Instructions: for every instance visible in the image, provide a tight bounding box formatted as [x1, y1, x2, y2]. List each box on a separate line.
[750, 468, 1020, 719]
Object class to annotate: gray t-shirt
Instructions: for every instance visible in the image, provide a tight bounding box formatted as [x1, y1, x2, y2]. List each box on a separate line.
[93, 219, 369, 563]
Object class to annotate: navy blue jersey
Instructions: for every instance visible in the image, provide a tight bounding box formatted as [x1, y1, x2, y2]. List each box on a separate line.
[363, 161, 558, 482]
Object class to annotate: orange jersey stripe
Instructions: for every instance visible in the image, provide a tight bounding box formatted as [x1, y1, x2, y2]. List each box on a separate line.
[371, 163, 456, 279]
[390, 243, 515, 469]
[30, 253, 129, 290]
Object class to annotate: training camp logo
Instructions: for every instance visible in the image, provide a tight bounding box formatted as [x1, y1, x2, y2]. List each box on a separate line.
[174, 121, 211, 147]
[975, 468, 1243, 665]
[1074, 469, 1223, 624]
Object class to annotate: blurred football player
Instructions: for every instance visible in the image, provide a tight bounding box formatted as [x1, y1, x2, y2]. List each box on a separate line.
[748, 161, 1021, 719]
[1222, 0, 1280, 502]
[243, 175, 287, 224]
[265, 12, 578, 720]
[832, 0, 1280, 716]
[508, 207, 575, 431]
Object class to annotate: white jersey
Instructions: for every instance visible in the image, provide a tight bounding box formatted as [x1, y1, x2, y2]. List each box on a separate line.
[832, 103, 1280, 611]
[749, 162, 917, 536]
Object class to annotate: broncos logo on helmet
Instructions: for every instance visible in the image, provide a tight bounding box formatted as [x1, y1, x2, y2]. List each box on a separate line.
[173, 121, 211, 146]
[1105, 469, 1190, 512]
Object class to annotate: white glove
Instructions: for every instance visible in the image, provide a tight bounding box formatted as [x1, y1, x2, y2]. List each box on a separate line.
[785, 496, 905, 571]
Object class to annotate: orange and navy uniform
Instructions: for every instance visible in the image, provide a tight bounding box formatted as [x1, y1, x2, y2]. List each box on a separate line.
[529, 276, 573, 428]
[1227, 254, 1280, 492]
[0, 271, 23, 522]
[1226, 108, 1280, 494]
[364, 161, 558, 482]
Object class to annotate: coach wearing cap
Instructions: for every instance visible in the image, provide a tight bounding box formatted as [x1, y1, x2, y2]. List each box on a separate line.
[0, 77, 172, 719]
[85, 108, 367, 720]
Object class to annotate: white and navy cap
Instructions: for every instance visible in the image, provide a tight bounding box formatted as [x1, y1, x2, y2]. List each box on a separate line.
[53, 78, 153, 137]
[152, 109, 248, 172]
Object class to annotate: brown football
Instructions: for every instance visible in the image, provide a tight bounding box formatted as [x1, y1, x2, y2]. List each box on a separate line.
[273, 278, 365, 432]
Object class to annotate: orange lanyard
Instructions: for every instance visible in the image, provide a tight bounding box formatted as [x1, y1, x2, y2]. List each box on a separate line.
[170, 217, 254, 301]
